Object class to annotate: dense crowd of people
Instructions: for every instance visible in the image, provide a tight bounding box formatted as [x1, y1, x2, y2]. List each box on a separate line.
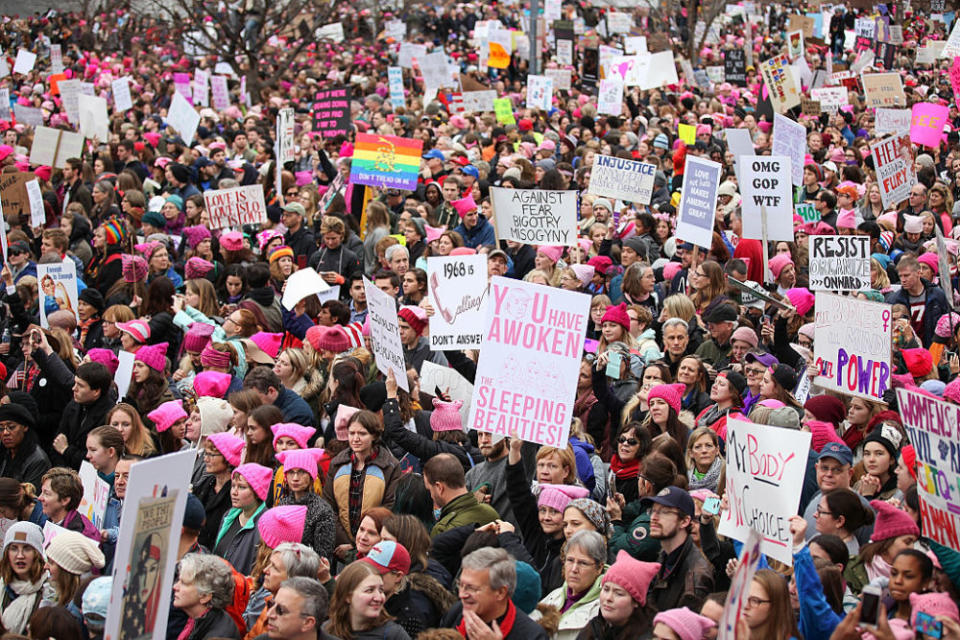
[0, 1, 956, 640]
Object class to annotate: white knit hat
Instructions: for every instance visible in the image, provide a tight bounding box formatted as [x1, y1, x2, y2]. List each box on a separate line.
[2, 522, 44, 559]
[46, 531, 105, 575]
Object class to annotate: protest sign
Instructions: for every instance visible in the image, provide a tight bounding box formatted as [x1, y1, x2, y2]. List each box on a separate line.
[494, 98, 516, 125]
[450, 90, 497, 114]
[13, 49, 35, 75]
[862, 72, 905, 108]
[78, 94, 110, 141]
[951, 59, 960, 110]
[759, 53, 800, 113]
[467, 277, 589, 449]
[725, 49, 747, 85]
[544, 69, 572, 92]
[808, 235, 870, 291]
[50, 44, 63, 73]
[210, 75, 230, 110]
[388, 67, 404, 109]
[174, 72, 192, 102]
[277, 107, 295, 165]
[203, 184, 268, 229]
[29, 126, 61, 167]
[719, 418, 810, 565]
[37, 260, 79, 328]
[115, 350, 134, 401]
[421, 360, 473, 425]
[398, 43, 427, 69]
[678, 123, 696, 145]
[427, 254, 488, 349]
[363, 277, 409, 391]
[588, 155, 656, 204]
[813, 292, 891, 401]
[526, 75, 553, 110]
[316, 22, 345, 42]
[796, 203, 819, 224]
[871, 133, 917, 210]
[13, 104, 42, 127]
[896, 387, 960, 552]
[608, 55, 648, 87]
[771, 113, 806, 186]
[490, 187, 578, 246]
[800, 98, 821, 116]
[624, 36, 647, 54]
[640, 51, 679, 90]
[740, 156, 794, 241]
[724, 128, 754, 184]
[943, 18, 960, 58]
[312, 86, 352, 138]
[487, 29, 512, 69]
[165, 91, 200, 145]
[78, 461, 110, 529]
[917, 41, 946, 64]
[111, 77, 133, 112]
[104, 451, 193, 640]
[810, 86, 847, 112]
[192, 69, 209, 108]
[556, 39, 573, 66]
[281, 268, 332, 310]
[875, 108, 911, 135]
[0, 172, 34, 215]
[26, 179, 44, 228]
[676, 156, 722, 249]
[349, 133, 423, 191]
[717, 530, 763, 640]
[911, 102, 949, 148]
[706, 65, 725, 84]
[0, 88, 8, 121]
[597, 78, 623, 115]
[936, 227, 954, 313]
[786, 29, 804, 60]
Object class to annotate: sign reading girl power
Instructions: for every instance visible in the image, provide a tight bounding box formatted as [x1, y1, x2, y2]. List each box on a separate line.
[468, 277, 590, 449]
[813, 292, 892, 401]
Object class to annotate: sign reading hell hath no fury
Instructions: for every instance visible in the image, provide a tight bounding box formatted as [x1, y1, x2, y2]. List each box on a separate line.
[468, 277, 590, 449]
[490, 187, 578, 246]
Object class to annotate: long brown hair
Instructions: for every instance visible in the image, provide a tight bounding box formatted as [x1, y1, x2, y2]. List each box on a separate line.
[327, 562, 394, 640]
[246, 404, 282, 467]
[0, 539, 44, 585]
[106, 403, 158, 457]
[748, 569, 800, 640]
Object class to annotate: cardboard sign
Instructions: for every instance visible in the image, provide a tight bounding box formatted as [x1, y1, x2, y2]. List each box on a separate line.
[363, 277, 409, 391]
[725, 49, 746, 85]
[78, 461, 110, 529]
[0, 172, 34, 215]
[165, 91, 200, 145]
[897, 387, 960, 552]
[467, 277, 589, 449]
[862, 72, 905, 108]
[490, 187, 578, 246]
[787, 13, 815, 38]
[203, 184, 268, 229]
[312, 86, 352, 139]
[801, 98, 821, 116]
[104, 451, 193, 640]
[427, 254, 488, 349]
[349, 133, 423, 191]
[676, 155, 721, 250]
[588, 154, 656, 204]
[719, 418, 811, 565]
[911, 102, 949, 148]
[544, 69, 572, 92]
[813, 292, 891, 401]
[808, 235, 870, 291]
[771, 113, 806, 187]
[871, 133, 917, 210]
[875, 108, 911, 135]
[740, 156, 794, 241]
[759, 53, 801, 113]
[37, 260, 79, 328]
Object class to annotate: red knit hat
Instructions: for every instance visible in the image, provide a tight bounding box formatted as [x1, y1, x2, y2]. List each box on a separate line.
[869, 499, 919, 542]
[901, 348, 933, 378]
[648, 383, 685, 415]
[305, 325, 352, 353]
[600, 303, 630, 331]
[397, 306, 427, 335]
[804, 395, 846, 427]
[900, 444, 917, 481]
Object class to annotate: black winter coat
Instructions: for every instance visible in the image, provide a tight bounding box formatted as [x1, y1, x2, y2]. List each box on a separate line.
[55, 387, 118, 470]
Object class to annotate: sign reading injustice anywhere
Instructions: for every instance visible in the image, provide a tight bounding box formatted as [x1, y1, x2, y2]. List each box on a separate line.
[808, 235, 870, 291]
[312, 86, 352, 138]
[490, 187, 578, 246]
[364, 277, 410, 392]
[588, 154, 656, 204]
[204, 185, 268, 229]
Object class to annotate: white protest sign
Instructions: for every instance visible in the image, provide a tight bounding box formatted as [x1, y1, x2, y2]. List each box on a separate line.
[606, 12, 632, 33]
[12, 49, 36, 75]
[556, 40, 573, 66]
[771, 113, 805, 187]
[0, 202, 7, 265]
[0, 52, 8, 80]
[810, 86, 847, 112]
[192, 69, 210, 108]
[875, 108, 911, 135]
[526, 74, 553, 110]
[427, 254, 488, 350]
[13, 104, 42, 127]
[0, 88, 9, 121]
[104, 451, 193, 640]
[112, 77, 133, 112]
[316, 22, 345, 42]
[203, 184, 268, 229]
[490, 187, 578, 246]
[676, 156, 722, 250]
[717, 530, 763, 640]
[210, 75, 230, 110]
[871, 132, 916, 210]
[624, 36, 647, 54]
[364, 277, 409, 391]
[37, 260, 79, 328]
[78, 461, 110, 529]
[597, 79, 624, 115]
[29, 126, 60, 167]
[544, 69, 572, 92]
[398, 43, 428, 69]
[25, 179, 45, 229]
[641, 51, 679, 90]
[468, 277, 589, 449]
[724, 128, 754, 184]
[740, 156, 793, 241]
[54, 132, 83, 170]
[813, 292, 892, 401]
[544, 0, 562, 21]
[277, 107, 295, 165]
[452, 90, 497, 114]
[385, 19, 407, 41]
[916, 41, 945, 65]
[609, 55, 649, 87]
[421, 360, 474, 426]
[114, 350, 135, 401]
[589, 155, 656, 204]
[759, 53, 800, 113]
[719, 418, 811, 565]
[281, 268, 331, 310]
[943, 18, 960, 58]
[165, 91, 200, 145]
[420, 51, 452, 91]
[78, 94, 110, 142]
[50, 44, 63, 74]
[388, 67, 404, 109]
[808, 235, 870, 291]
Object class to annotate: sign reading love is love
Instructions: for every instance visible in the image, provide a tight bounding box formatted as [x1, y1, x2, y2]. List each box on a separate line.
[910, 102, 949, 148]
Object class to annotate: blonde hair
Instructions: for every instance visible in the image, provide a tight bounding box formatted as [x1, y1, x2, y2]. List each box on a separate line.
[661, 294, 696, 323]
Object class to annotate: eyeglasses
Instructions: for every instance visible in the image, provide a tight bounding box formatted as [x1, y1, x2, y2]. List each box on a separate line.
[203, 451, 223, 458]
[0, 422, 21, 433]
[815, 506, 834, 517]
[817, 464, 845, 475]
[271, 602, 309, 618]
[746, 597, 771, 608]
[564, 557, 599, 570]
[458, 582, 488, 596]
[650, 506, 681, 519]
[744, 367, 766, 377]
[618, 437, 639, 446]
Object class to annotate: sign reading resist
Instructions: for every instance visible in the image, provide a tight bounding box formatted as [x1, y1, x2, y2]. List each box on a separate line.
[808, 236, 871, 291]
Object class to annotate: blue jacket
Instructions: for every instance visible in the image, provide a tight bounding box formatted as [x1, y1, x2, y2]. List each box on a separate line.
[275, 386, 315, 426]
[568, 437, 596, 492]
[453, 215, 496, 249]
[795, 546, 843, 640]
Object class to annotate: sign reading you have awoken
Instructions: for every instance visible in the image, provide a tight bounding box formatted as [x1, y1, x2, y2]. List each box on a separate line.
[491, 187, 577, 246]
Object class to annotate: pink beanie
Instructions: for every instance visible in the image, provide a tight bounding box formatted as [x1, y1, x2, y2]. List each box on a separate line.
[452, 194, 478, 217]
[601, 303, 630, 331]
[935, 312, 960, 339]
[537, 245, 563, 263]
[869, 499, 920, 542]
[194, 371, 232, 397]
[785, 288, 815, 316]
[305, 325, 352, 354]
[183, 322, 216, 353]
[602, 550, 661, 606]
[768, 252, 794, 279]
[86, 348, 119, 375]
[135, 342, 168, 372]
[251, 332, 283, 359]
[648, 383, 686, 415]
[147, 400, 187, 433]
[277, 448, 325, 481]
[258, 505, 307, 548]
[233, 463, 274, 501]
[944, 378, 960, 405]
[730, 326, 758, 348]
[220, 231, 244, 252]
[430, 399, 463, 432]
[117, 319, 150, 343]
[537, 484, 589, 512]
[662, 261, 682, 282]
[918, 252, 940, 273]
[184, 257, 215, 280]
[271, 423, 316, 450]
[335, 405, 360, 441]
[836, 209, 857, 229]
[207, 432, 244, 467]
[806, 420, 844, 453]
[910, 592, 960, 627]
[653, 607, 717, 640]
[450, 247, 477, 256]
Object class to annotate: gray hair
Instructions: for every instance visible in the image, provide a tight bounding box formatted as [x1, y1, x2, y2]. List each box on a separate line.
[178, 553, 234, 610]
[663, 317, 689, 332]
[279, 577, 329, 623]
[385, 244, 409, 261]
[564, 530, 607, 567]
[273, 543, 321, 579]
[461, 548, 516, 596]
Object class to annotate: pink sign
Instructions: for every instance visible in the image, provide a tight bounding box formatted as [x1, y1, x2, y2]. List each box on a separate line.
[910, 102, 949, 148]
[951, 58, 960, 110]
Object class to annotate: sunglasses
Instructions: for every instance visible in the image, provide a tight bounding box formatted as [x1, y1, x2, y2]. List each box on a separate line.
[618, 437, 639, 446]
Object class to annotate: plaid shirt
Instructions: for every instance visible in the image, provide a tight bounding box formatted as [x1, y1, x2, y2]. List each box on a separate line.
[347, 447, 379, 536]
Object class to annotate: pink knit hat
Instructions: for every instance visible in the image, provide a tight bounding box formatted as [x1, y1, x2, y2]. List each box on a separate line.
[207, 432, 244, 467]
[537, 484, 589, 512]
[785, 288, 815, 316]
[602, 550, 661, 606]
[935, 312, 960, 339]
[902, 348, 933, 378]
[450, 247, 477, 256]
[910, 592, 960, 627]
[183, 323, 216, 353]
[335, 405, 360, 440]
[121, 254, 148, 283]
[251, 332, 283, 359]
[257, 229, 285, 252]
[194, 370, 232, 397]
[537, 245, 563, 263]
[135, 342, 169, 372]
[652, 607, 717, 640]
[648, 383, 686, 415]
[601, 303, 630, 331]
[147, 399, 187, 433]
[271, 423, 316, 450]
[220, 231, 244, 252]
[258, 505, 307, 548]
[305, 325, 352, 353]
[200, 344, 233, 369]
[836, 209, 857, 229]
[233, 463, 274, 501]
[117, 319, 150, 343]
[944, 378, 960, 405]
[731, 326, 758, 348]
[452, 194, 478, 217]
[182, 225, 211, 250]
[276, 448, 326, 481]
[184, 257, 215, 280]
[806, 420, 844, 453]
[918, 252, 940, 273]
[663, 261, 682, 281]
[768, 252, 794, 279]
[430, 398, 463, 432]
[869, 499, 920, 542]
[86, 348, 119, 375]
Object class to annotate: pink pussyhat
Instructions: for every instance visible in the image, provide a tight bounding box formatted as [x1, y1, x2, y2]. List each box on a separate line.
[193, 371, 232, 398]
[257, 505, 307, 548]
[232, 463, 274, 501]
[147, 399, 187, 433]
[134, 342, 168, 372]
[206, 432, 245, 467]
[537, 245, 563, 263]
[430, 399, 463, 432]
[276, 448, 326, 481]
[335, 405, 360, 440]
[271, 423, 317, 450]
[250, 332, 283, 359]
[452, 194, 478, 218]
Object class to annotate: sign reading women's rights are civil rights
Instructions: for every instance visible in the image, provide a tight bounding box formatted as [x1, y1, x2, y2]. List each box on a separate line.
[468, 277, 590, 449]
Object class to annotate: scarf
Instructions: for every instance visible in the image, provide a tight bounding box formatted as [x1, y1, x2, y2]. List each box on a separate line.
[2, 577, 47, 635]
[866, 553, 892, 584]
[574, 388, 598, 423]
[456, 600, 517, 639]
[78, 316, 98, 347]
[610, 454, 640, 480]
[688, 455, 724, 491]
[841, 421, 867, 450]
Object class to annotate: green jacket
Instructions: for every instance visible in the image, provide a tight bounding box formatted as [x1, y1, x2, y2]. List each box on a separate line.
[431, 492, 499, 537]
[610, 501, 661, 562]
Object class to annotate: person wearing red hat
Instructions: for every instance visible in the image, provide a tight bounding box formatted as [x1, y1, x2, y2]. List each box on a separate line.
[397, 306, 447, 373]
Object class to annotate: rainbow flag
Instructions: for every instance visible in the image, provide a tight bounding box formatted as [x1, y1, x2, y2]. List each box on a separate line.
[350, 133, 423, 191]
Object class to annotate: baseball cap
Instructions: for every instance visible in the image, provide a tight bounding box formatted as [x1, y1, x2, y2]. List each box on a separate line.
[361, 541, 411, 575]
[423, 149, 445, 161]
[744, 352, 779, 369]
[487, 249, 508, 262]
[817, 442, 853, 467]
[641, 486, 695, 518]
[462, 165, 480, 179]
[195, 156, 214, 167]
[282, 202, 306, 217]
